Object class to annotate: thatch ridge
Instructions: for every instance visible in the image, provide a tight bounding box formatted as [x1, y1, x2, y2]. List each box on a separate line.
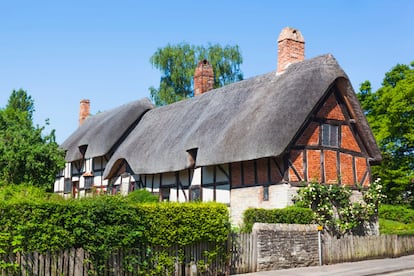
[61, 98, 153, 162]
[103, 54, 380, 178]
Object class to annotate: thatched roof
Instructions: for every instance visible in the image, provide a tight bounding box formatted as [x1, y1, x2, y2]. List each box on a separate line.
[103, 54, 381, 178]
[61, 98, 153, 162]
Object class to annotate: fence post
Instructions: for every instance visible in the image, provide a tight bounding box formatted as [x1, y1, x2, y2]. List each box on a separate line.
[317, 225, 323, 266]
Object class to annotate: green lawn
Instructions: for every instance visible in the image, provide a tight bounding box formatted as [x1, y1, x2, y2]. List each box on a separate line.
[379, 218, 414, 235]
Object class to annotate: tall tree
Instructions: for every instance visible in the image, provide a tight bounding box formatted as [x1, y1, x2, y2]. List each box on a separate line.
[0, 89, 65, 190]
[149, 43, 243, 106]
[7, 89, 35, 119]
[358, 62, 414, 206]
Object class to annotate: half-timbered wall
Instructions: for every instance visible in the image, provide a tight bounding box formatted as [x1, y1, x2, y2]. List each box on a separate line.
[230, 157, 284, 188]
[54, 156, 109, 198]
[288, 87, 371, 187]
[133, 164, 231, 204]
[228, 157, 288, 225]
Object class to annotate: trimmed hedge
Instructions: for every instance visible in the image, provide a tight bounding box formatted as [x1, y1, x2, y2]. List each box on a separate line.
[379, 204, 414, 224]
[241, 206, 314, 232]
[0, 195, 230, 274]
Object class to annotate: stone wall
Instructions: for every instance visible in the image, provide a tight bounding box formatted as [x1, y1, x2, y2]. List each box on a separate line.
[252, 223, 319, 271]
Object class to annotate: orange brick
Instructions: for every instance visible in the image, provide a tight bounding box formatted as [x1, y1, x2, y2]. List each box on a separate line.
[340, 153, 354, 185]
[270, 158, 283, 183]
[317, 93, 345, 121]
[324, 150, 338, 183]
[341, 125, 361, 152]
[289, 150, 304, 182]
[307, 150, 321, 182]
[296, 122, 319, 145]
[355, 157, 368, 185]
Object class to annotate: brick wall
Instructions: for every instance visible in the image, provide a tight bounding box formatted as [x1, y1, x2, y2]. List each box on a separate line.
[252, 223, 319, 271]
[316, 93, 345, 120]
[341, 125, 361, 152]
[289, 88, 371, 186]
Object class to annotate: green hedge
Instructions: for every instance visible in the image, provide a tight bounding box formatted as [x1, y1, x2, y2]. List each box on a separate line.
[0, 194, 230, 274]
[241, 206, 314, 232]
[379, 218, 414, 235]
[379, 204, 414, 224]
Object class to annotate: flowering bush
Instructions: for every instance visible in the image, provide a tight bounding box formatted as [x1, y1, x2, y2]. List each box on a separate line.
[295, 179, 385, 236]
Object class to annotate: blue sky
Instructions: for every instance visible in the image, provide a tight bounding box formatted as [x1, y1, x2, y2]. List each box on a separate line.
[0, 0, 413, 143]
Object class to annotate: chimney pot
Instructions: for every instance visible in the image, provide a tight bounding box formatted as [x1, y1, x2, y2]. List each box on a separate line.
[277, 27, 305, 73]
[79, 99, 90, 126]
[194, 60, 214, 96]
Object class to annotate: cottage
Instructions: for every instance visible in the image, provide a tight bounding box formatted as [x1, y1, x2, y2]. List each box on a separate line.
[54, 27, 381, 224]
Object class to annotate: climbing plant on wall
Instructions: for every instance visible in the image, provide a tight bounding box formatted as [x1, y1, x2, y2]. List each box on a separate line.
[295, 179, 385, 236]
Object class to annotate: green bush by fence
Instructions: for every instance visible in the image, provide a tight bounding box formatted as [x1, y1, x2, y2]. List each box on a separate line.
[0, 194, 230, 274]
[379, 204, 414, 224]
[241, 206, 314, 232]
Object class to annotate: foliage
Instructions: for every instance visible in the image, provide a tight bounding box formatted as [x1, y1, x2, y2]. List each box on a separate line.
[379, 204, 414, 225]
[295, 180, 386, 236]
[0, 184, 62, 202]
[126, 189, 159, 203]
[0, 194, 230, 274]
[241, 206, 314, 233]
[357, 62, 414, 206]
[0, 89, 65, 190]
[149, 43, 243, 106]
[379, 219, 414, 235]
[7, 89, 35, 120]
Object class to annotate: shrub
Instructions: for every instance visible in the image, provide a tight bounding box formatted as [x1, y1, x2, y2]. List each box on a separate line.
[241, 206, 314, 233]
[0, 184, 62, 203]
[295, 180, 385, 236]
[379, 204, 414, 224]
[0, 195, 230, 274]
[126, 189, 158, 203]
[379, 218, 414, 235]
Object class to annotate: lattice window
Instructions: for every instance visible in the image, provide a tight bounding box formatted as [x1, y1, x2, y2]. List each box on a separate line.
[321, 124, 339, 147]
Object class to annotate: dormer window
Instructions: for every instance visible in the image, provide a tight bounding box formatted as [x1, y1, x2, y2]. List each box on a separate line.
[321, 124, 339, 147]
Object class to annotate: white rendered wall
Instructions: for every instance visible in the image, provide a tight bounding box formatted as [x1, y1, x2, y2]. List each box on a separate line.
[230, 184, 298, 226]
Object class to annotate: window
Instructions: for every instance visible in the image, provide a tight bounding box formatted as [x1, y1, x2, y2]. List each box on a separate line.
[190, 185, 201, 201]
[263, 186, 269, 201]
[64, 178, 72, 194]
[56, 169, 64, 178]
[321, 124, 339, 147]
[84, 176, 94, 189]
[160, 187, 170, 202]
[71, 160, 85, 176]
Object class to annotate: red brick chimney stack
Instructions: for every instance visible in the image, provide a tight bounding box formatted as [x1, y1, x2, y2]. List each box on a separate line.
[79, 99, 90, 126]
[194, 60, 214, 96]
[277, 27, 305, 74]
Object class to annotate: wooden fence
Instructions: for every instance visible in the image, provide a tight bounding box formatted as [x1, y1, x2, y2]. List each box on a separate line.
[228, 232, 255, 274]
[322, 234, 414, 264]
[1, 242, 228, 276]
[2, 233, 414, 275]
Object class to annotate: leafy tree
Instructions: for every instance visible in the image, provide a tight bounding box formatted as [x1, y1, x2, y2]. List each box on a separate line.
[0, 89, 65, 190]
[149, 43, 243, 106]
[7, 89, 35, 119]
[358, 62, 414, 206]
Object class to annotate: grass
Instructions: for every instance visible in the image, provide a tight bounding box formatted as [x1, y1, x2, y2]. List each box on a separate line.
[379, 218, 414, 235]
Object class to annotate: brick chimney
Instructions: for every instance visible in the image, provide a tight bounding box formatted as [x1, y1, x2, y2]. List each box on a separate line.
[277, 27, 305, 73]
[79, 99, 90, 126]
[194, 60, 214, 96]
